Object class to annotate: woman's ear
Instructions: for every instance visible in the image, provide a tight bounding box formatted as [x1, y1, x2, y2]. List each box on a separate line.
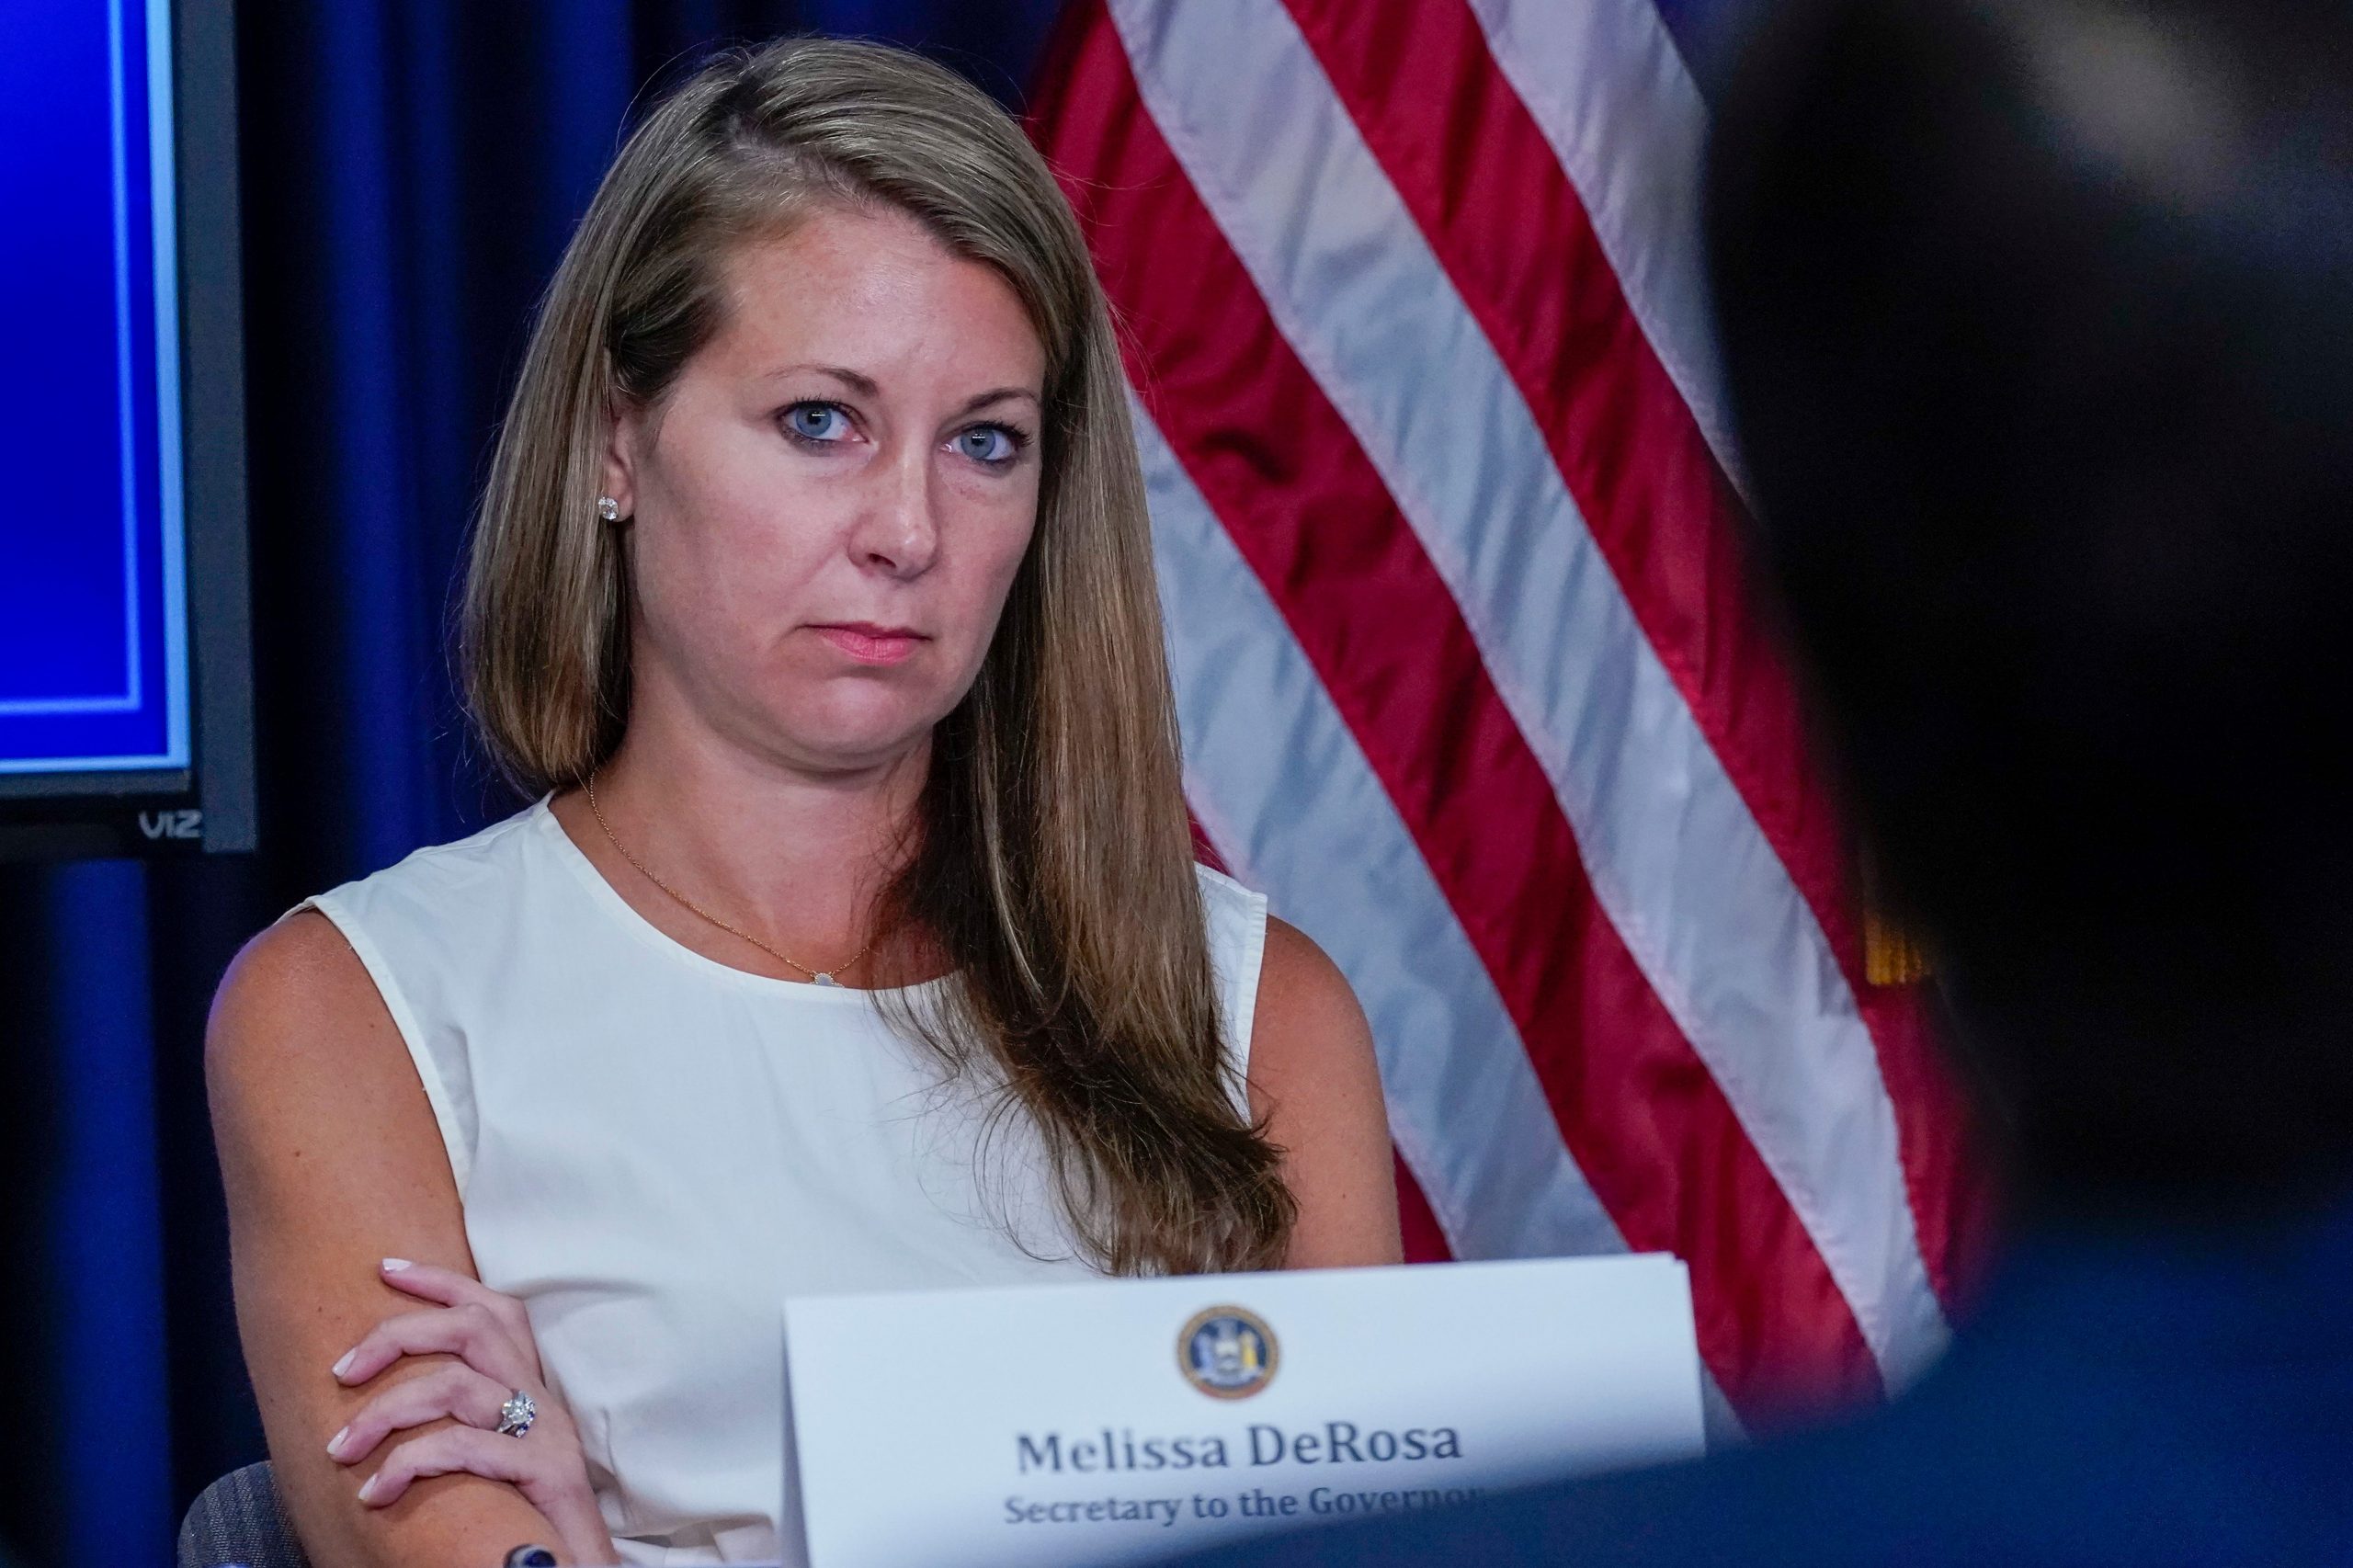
[601, 398, 642, 520]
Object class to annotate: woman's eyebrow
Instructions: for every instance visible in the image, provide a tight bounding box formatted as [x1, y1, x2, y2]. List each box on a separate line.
[765, 365, 1039, 418]
[953, 386, 1042, 417]
[767, 362, 883, 396]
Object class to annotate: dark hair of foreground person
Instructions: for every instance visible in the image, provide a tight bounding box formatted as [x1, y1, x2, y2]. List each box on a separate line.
[1148, 1, 2353, 1562]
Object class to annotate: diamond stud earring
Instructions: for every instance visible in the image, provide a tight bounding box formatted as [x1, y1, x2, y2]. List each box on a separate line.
[596, 495, 621, 523]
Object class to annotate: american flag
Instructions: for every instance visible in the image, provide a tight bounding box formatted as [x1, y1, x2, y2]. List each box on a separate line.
[1028, 0, 1982, 1427]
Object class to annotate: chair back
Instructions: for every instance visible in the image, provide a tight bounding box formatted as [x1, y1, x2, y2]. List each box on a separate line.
[177, 1461, 311, 1568]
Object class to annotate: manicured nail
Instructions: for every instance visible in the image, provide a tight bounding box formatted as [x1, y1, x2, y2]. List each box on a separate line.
[381, 1257, 412, 1272]
[325, 1426, 350, 1459]
[357, 1471, 382, 1504]
[332, 1349, 357, 1381]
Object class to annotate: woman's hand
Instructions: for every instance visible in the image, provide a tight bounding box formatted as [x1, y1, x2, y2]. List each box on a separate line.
[327, 1260, 617, 1564]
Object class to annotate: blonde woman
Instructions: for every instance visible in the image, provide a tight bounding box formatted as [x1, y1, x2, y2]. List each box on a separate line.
[206, 38, 1399, 1568]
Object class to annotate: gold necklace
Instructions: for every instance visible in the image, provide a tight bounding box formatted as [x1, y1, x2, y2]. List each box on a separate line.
[584, 771, 879, 986]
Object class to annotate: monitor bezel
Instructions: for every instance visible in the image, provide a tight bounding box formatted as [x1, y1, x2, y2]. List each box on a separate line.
[0, 0, 252, 855]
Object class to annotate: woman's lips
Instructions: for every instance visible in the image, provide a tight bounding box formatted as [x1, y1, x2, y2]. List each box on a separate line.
[811, 624, 926, 665]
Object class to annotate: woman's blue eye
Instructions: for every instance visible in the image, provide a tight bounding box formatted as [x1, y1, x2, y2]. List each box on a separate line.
[784, 403, 850, 442]
[954, 425, 1021, 465]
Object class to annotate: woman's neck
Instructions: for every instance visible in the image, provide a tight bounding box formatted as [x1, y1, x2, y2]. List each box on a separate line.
[563, 701, 931, 984]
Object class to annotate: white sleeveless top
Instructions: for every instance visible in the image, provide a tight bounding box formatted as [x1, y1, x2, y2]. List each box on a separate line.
[305, 798, 1269, 1564]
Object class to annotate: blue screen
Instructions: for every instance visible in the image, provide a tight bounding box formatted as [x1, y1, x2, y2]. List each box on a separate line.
[0, 0, 189, 776]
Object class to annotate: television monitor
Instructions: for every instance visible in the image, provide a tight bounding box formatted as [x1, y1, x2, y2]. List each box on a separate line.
[0, 0, 252, 858]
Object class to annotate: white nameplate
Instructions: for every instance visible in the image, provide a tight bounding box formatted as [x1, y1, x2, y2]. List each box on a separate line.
[781, 1255, 1704, 1568]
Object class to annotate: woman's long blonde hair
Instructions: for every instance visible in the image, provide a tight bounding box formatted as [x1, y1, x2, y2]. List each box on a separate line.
[460, 37, 1295, 1275]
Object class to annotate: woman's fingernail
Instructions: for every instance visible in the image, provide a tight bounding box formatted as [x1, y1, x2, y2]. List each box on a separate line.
[357, 1471, 382, 1504]
[381, 1257, 412, 1273]
[332, 1349, 357, 1381]
[325, 1426, 350, 1459]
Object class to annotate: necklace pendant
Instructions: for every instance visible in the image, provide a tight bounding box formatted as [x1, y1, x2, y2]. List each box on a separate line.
[812, 971, 837, 987]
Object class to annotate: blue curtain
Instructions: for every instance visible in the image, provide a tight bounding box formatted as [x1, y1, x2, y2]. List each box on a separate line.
[0, 3, 1062, 1562]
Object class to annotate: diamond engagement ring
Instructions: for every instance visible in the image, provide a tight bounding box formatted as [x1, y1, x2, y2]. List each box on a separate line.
[495, 1389, 537, 1438]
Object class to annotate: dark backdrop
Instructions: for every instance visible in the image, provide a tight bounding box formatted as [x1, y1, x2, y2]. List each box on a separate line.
[0, 3, 1060, 1562]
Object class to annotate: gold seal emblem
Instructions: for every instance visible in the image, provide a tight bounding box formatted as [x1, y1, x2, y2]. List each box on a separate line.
[1177, 1305, 1279, 1400]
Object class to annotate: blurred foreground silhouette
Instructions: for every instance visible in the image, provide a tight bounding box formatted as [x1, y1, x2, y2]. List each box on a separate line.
[1158, 1, 2353, 1561]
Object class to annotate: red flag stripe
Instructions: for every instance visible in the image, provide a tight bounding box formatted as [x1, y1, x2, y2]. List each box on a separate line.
[1278, 0, 1977, 1307]
[1394, 1154, 1455, 1265]
[1031, 3, 1882, 1413]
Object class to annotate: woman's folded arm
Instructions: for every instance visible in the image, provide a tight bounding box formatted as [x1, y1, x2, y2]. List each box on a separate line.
[208, 911, 590, 1566]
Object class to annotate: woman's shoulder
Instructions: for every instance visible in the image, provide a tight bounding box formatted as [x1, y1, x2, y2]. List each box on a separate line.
[1191, 858, 1267, 931]
[1184, 862, 1346, 1008]
[210, 808, 555, 1194]
[217, 803, 545, 1039]
[211, 904, 379, 1043]
[205, 906, 428, 1169]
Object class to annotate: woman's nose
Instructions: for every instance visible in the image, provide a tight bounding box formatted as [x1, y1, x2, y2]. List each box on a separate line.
[850, 452, 940, 578]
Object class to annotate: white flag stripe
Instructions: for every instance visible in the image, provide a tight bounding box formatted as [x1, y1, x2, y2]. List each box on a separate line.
[1465, 0, 1741, 489]
[1132, 403, 1629, 1266]
[1108, 0, 1949, 1381]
